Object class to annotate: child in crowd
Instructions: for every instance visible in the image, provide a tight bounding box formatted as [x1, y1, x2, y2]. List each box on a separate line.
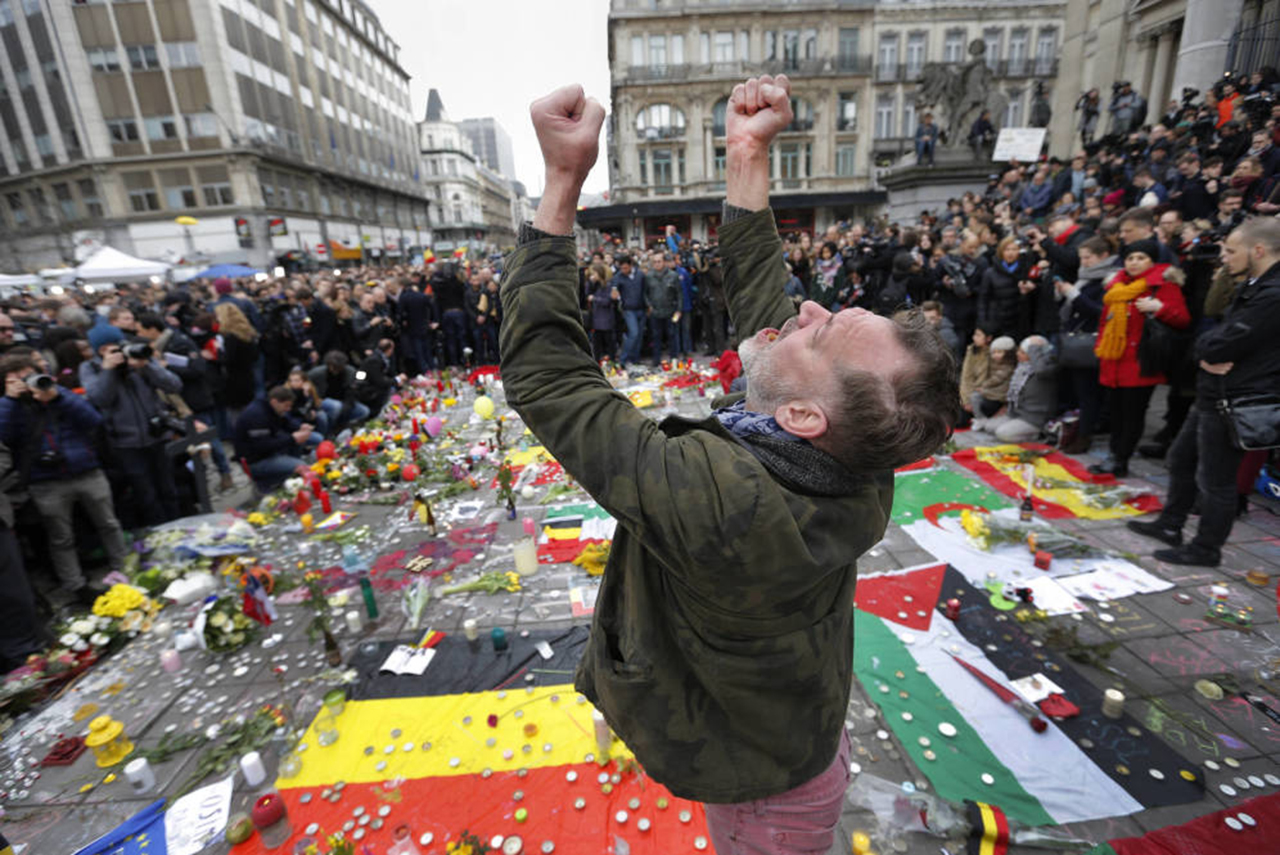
[960, 330, 1016, 428]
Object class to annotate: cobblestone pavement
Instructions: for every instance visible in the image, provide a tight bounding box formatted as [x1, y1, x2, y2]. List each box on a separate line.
[1, 385, 1277, 855]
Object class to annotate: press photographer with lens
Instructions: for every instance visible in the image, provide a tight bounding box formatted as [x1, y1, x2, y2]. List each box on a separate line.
[78, 324, 184, 525]
[0, 352, 129, 607]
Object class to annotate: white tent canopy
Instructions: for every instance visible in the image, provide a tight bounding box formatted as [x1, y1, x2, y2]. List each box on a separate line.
[74, 246, 171, 284]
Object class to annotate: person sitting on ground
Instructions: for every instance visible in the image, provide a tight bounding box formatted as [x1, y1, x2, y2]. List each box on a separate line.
[307, 350, 369, 435]
[502, 76, 959, 855]
[979, 335, 1058, 442]
[968, 334, 1016, 429]
[233, 385, 316, 490]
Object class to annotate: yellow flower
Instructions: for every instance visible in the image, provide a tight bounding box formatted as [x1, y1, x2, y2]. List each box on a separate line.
[92, 584, 148, 619]
[326, 471, 341, 480]
[310, 461, 329, 473]
[387, 463, 399, 473]
[247, 512, 268, 526]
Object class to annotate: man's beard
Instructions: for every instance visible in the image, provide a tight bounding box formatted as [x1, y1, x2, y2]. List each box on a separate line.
[739, 330, 795, 414]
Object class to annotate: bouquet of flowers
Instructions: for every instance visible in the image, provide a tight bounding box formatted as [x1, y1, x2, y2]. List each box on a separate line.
[959, 509, 1099, 557]
[445, 831, 492, 855]
[439, 570, 522, 597]
[200, 594, 258, 653]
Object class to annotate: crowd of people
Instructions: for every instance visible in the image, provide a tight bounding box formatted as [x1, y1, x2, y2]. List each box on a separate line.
[1, 71, 1278, 670]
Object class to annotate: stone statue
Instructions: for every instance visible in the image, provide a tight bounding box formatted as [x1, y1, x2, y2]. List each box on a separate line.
[917, 39, 1008, 158]
[1029, 82, 1052, 128]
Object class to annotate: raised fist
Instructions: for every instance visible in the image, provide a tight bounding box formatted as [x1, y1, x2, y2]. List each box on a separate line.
[530, 84, 605, 184]
[726, 75, 793, 153]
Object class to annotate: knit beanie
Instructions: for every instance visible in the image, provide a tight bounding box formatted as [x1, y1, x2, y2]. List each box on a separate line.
[87, 324, 125, 353]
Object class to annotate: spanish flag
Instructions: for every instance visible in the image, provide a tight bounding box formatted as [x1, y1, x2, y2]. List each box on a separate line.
[422, 249, 436, 263]
[452, 247, 467, 259]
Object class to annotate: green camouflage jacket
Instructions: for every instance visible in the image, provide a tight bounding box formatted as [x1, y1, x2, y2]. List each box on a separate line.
[499, 208, 893, 803]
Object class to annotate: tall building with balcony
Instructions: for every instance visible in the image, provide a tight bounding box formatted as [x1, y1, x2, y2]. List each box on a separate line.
[868, 0, 1065, 166]
[583, 0, 885, 246]
[0, 0, 429, 273]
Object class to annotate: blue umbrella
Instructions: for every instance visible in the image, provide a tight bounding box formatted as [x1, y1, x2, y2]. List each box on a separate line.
[196, 263, 262, 279]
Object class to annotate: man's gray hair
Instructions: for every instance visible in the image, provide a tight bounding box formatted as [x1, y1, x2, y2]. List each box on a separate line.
[1019, 335, 1050, 353]
[1235, 217, 1280, 257]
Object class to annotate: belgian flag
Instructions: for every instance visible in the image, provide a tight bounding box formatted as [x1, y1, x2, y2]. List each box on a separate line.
[966, 801, 1010, 855]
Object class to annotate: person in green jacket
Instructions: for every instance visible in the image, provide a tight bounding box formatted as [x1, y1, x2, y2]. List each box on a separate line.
[500, 75, 959, 854]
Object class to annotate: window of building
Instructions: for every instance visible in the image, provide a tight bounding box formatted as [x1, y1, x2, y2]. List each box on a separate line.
[184, 113, 218, 138]
[6, 192, 27, 226]
[129, 189, 160, 212]
[838, 92, 858, 131]
[838, 27, 860, 70]
[87, 47, 120, 72]
[1035, 28, 1057, 73]
[165, 184, 197, 209]
[837, 144, 857, 176]
[27, 188, 51, 223]
[1004, 88, 1024, 126]
[630, 34, 643, 66]
[713, 145, 726, 181]
[202, 182, 233, 206]
[452, 204, 461, 224]
[712, 98, 727, 136]
[648, 34, 666, 68]
[1008, 28, 1028, 74]
[714, 30, 733, 62]
[903, 101, 916, 138]
[126, 44, 161, 71]
[906, 32, 926, 75]
[635, 102, 686, 139]
[802, 28, 817, 61]
[78, 178, 103, 218]
[144, 116, 179, 140]
[878, 33, 898, 79]
[0, 1, 12, 26]
[782, 29, 799, 69]
[651, 148, 672, 194]
[780, 142, 801, 181]
[983, 28, 1002, 70]
[670, 33, 683, 65]
[107, 119, 139, 143]
[699, 31, 710, 63]
[14, 69, 30, 89]
[944, 29, 966, 63]
[764, 30, 776, 61]
[638, 149, 646, 185]
[787, 97, 814, 131]
[33, 134, 53, 157]
[875, 94, 896, 139]
[447, 159, 457, 176]
[165, 41, 202, 68]
[738, 30, 749, 62]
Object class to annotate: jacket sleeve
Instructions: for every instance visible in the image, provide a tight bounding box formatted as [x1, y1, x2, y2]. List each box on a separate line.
[719, 207, 795, 339]
[499, 236, 761, 574]
[54, 392, 104, 432]
[1196, 282, 1280, 364]
[83, 363, 120, 409]
[142, 360, 184, 393]
[1152, 279, 1191, 329]
[0, 399, 22, 447]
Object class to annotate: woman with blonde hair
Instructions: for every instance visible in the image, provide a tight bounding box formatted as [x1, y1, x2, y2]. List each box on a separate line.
[214, 302, 260, 421]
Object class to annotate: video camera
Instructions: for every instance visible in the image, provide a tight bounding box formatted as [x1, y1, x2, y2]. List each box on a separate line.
[24, 373, 55, 392]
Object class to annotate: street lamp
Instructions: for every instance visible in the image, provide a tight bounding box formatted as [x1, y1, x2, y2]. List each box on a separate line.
[175, 215, 199, 260]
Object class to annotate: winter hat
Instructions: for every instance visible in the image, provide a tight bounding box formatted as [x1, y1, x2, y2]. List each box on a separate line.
[1123, 239, 1160, 263]
[88, 323, 125, 353]
[213, 277, 233, 295]
[892, 252, 916, 276]
[990, 335, 1016, 352]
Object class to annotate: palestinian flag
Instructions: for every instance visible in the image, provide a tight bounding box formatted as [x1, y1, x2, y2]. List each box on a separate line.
[1084, 792, 1280, 854]
[951, 444, 1161, 520]
[854, 563, 1203, 825]
[235, 628, 710, 854]
[538, 503, 616, 565]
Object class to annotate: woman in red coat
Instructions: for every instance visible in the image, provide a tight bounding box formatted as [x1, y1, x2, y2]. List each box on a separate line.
[1090, 239, 1190, 476]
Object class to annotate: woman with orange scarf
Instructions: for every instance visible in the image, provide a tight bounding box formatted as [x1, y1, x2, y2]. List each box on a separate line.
[1090, 239, 1190, 476]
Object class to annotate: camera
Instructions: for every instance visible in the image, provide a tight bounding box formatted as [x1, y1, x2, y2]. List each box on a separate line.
[1181, 87, 1200, 106]
[123, 342, 153, 360]
[25, 373, 55, 392]
[148, 413, 187, 438]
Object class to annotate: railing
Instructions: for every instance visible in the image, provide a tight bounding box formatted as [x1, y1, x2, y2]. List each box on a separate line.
[875, 62, 900, 82]
[624, 63, 693, 82]
[636, 125, 687, 140]
[620, 55, 873, 84]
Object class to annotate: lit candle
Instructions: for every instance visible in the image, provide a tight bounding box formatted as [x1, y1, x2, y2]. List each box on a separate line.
[411, 418, 419, 435]
[124, 757, 156, 793]
[319, 491, 332, 515]
[345, 610, 363, 634]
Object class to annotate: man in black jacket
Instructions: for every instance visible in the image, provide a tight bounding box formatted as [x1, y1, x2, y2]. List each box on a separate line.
[299, 287, 336, 360]
[233, 386, 315, 489]
[356, 339, 402, 416]
[433, 264, 468, 367]
[1129, 218, 1280, 566]
[398, 277, 437, 375]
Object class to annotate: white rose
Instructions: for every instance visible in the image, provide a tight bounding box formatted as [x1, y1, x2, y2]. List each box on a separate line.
[59, 632, 81, 647]
[284, 477, 304, 493]
[89, 633, 111, 647]
[209, 611, 229, 628]
[96, 615, 112, 629]
[70, 619, 95, 636]
[72, 639, 88, 652]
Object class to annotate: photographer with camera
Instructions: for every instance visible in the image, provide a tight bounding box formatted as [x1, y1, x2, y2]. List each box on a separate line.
[1108, 81, 1146, 137]
[0, 353, 129, 606]
[79, 324, 184, 525]
[1076, 89, 1101, 148]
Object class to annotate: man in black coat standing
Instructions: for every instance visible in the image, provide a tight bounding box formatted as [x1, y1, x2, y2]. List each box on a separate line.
[299, 287, 336, 361]
[398, 276, 437, 375]
[1129, 218, 1280, 566]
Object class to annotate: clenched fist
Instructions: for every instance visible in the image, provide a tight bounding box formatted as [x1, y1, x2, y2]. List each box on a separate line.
[726, 75, 793, 154]
[530, 84, 605, 185]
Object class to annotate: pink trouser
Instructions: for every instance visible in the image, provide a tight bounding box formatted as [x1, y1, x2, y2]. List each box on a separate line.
[703, 729, 852, 855]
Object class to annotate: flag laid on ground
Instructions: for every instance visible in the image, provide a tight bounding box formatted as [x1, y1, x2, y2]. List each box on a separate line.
[853, 563, 1203, 826]
[538, 503, 616, 565]
[951, 444, 1162, 520]
[1084, 792, 1280, 854]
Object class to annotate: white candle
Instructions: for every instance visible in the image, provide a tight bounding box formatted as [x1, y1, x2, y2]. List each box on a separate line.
[345, 610, 364, 634]
[124, 757, 155, 793]
[240, 750, 267, 787]
[1101, 688, 1125, 719]
[592, 710, 612, 756]
[513, 538, 539, 577]
[463, 619, 479, 641]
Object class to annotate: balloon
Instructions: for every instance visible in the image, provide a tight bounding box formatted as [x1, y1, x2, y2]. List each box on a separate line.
[400, 463, 420, 482]
[473, 395, 495, 420]
[315, 440, 337, 460]
[425, 416, 444, 437]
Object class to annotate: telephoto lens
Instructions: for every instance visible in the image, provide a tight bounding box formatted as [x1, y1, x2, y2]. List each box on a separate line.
[123, 342, 153, 360]
[25, 373, 55, 391]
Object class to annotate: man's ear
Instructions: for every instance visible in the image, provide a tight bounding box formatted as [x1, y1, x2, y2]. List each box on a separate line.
[774, 399, 828, 440]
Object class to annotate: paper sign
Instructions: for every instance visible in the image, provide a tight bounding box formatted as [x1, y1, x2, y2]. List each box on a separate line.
[166, 774, 235, 855]
[992, 127, 1047, 162]
[379, 644, 436, 676]
[1010, 673, 1065, 705]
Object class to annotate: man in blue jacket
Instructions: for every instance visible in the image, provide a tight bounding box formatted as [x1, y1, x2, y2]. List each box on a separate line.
[610, 256, 646, 366]
[0, 353, 127, 605]
[233, 386, 317, 489]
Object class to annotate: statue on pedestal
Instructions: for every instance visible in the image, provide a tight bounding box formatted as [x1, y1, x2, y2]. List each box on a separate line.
[917, 39, 1008, 160]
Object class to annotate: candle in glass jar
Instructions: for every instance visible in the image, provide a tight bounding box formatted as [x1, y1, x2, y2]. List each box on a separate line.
[160, 649, 182, 673]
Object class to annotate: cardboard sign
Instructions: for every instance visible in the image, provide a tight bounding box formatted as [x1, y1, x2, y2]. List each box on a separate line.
[992, 127, 1047, 162]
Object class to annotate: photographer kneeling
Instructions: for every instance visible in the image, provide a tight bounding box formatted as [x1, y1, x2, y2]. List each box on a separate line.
[0, 354, 128, 606]
[234, 386, 319, 491]
[79, 325, 184, 526]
